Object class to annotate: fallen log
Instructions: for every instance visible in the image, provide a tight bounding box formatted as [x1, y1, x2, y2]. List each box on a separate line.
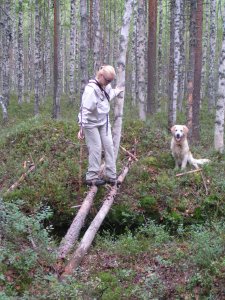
[60, 162, 131, 279]
[57, 185, 98, 259]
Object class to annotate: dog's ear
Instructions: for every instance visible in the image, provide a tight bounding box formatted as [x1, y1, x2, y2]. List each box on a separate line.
[171, 125, 176, 133]
[183, 125, 189, 134]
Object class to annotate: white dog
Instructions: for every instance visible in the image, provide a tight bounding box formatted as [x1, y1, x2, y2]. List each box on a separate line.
[171, 125, 210, 170]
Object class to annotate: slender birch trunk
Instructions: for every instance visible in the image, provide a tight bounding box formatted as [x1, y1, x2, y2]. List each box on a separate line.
[137, 0, 146, 120]
[157, 0, 163, 109]
[26, 1, 33, 103]
[69, 0, 76, 103]
[34, 0, 40, 116]
[177, 0, 185, 111]
[171, 0, 181, 125]
[207, 0, 217, 111]
[2, 0, 11, 112]
[93, 0, 101, 73]
[214, 8, 225, 153]
[80, 0, 88, 98]
[201, 0, 210, 99]
[46, 0, 52, 95]
[17, 0, 24, 104]
[168, 0, 175, 129]
[52, 0, 61, 119]
[0, 95, 8, 124]
[186, 0, 196, 132]
[131, 0, 138, 106]
[113, 0, 134, 160]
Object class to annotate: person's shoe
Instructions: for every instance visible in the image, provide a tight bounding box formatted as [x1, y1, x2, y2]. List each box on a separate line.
[85, 179, 106, 186]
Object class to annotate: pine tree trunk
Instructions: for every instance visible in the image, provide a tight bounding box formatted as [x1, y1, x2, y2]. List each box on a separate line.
[147, 0, 157, 114]
[186, 0, 196, 133]
[192, 0, 203, 142]
[214, 8, 225, 153]
[113, 0, 134, 160]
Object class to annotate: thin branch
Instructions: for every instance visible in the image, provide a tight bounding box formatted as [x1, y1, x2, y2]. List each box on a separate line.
[175, 168, 202, 177]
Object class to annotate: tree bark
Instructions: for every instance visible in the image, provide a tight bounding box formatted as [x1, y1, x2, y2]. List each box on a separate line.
[17, 0, 24, 104]
[192, 0, 203, 142]
[207, 0, 217, 111]
[147, 0, 157, 114]
[60, 164, 131, 278]
[137, 0, 146, 120]
[113, 0, 134, 160]
[57, 186, 98, 259]
[214, 7, 225, 153]
[52, 0, 61, 119]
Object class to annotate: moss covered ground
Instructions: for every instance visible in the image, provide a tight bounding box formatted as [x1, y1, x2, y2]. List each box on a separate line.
[0, 97, 224, 299]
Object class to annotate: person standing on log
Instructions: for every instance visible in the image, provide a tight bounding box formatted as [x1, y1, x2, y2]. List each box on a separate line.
[77, 65, 124, 186]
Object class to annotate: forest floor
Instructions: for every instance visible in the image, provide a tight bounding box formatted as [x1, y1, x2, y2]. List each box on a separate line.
[0, 99, 225, 299]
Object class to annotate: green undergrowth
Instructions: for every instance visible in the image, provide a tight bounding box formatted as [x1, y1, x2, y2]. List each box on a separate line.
[0, 99, 225, 298]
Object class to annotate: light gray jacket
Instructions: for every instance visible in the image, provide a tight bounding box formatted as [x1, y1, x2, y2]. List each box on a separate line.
[78, 79, 119, 128]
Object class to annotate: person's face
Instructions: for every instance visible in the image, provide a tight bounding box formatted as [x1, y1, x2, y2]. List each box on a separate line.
[100, 73, 114, 87]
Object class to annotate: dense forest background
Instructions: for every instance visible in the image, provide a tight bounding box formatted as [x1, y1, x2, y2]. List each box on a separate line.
[0, 0, 225, 299]
[1, 0, 225, 149]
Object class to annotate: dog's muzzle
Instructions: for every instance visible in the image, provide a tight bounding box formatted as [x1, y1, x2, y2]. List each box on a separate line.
[175, 133, 182, 141]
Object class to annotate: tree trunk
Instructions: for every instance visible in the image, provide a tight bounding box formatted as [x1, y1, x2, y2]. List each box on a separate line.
[177, 0, 185, 112]
[57, 186, 98, 259]
[61, 164, 131, 278]
[207, 0, 217, 111]
[34, 0, 40, 116]
[192, 0, 203, 143]
[93, 0, 101, 73]
[201, 0, 210, 99]
[168, 0, 175, 129]
[80, 0, 89, 98]
[157, 0, 163, 109]
[113, 0, 134, 160]
[147, 0, 157, 114]
[171, 0, 181, 125]
[17, 0, 24, 104]
[0, 95, 8, 124]
[53, 0, 61, 119]
[2, 0, 11, 112]
[137, 0, 146, 120]
[214, 7, 225, 153]
[186, 0, 196, 133]
[69, 0, 76, 103]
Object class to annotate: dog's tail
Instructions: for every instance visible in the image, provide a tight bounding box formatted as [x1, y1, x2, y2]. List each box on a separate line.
[189, 156, 210, 169]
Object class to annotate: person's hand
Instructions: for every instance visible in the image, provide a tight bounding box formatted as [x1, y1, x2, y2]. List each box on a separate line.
[115, 86, 125, 96]
[77, 128, 84, 140]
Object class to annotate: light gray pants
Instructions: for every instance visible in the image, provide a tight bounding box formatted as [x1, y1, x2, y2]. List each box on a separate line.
[83, 123, 116, 181]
